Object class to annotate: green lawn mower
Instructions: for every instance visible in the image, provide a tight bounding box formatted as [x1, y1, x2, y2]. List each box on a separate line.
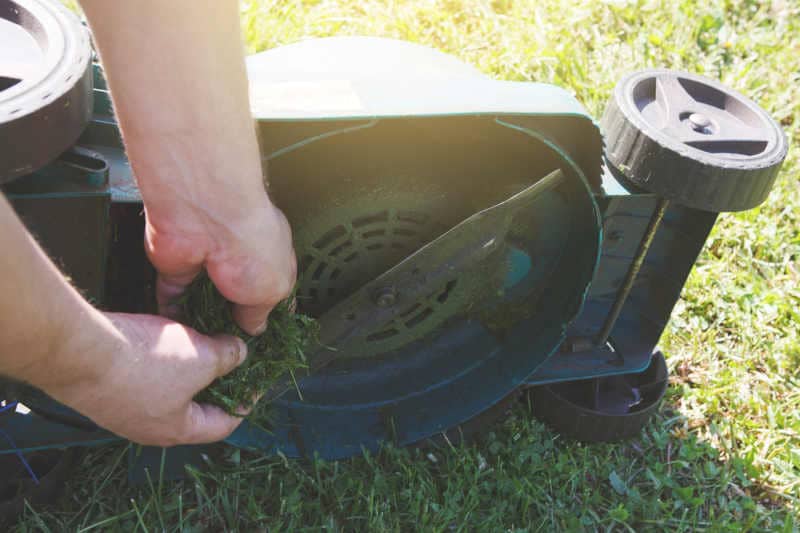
[0, 0, 787, 518]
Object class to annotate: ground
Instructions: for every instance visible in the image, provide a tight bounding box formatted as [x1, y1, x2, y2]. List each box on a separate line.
[15, 0, 800, 530]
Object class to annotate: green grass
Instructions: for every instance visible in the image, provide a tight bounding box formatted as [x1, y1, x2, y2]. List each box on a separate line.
[178, 273, 316, 418]
[16, 0, 800, 530]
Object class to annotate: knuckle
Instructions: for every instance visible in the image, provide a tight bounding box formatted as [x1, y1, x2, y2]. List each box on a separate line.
[217, 261, 249, 291]
[146, 228, 205, 272]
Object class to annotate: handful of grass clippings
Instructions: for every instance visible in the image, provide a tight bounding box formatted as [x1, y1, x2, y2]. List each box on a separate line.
[176, 272, 318, 417]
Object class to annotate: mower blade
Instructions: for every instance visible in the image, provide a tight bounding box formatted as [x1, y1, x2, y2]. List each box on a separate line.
[262, 169, 565, 402]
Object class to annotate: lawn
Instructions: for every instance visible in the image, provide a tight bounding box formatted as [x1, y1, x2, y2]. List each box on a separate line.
[15, 0, 800, 530]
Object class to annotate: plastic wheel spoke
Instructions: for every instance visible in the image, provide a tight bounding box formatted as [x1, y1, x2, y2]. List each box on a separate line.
[688, 109, 771, 146]
[655, 74, 696, 123]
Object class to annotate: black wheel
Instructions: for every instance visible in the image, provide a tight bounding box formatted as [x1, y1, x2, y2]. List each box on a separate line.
[529, 351, 668, 442]
[602, 69, 787, 212]
[0, 0, 93, 182]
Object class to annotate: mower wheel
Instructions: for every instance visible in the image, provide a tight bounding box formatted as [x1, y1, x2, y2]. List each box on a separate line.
[529, 351, 668, 442]
[602, 69, 786, 212]
[0, 0, 93, 182]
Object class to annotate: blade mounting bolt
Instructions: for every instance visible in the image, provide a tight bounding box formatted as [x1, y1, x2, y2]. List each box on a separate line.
[688, 112, 712, 132]
[375, 287, 398, 307]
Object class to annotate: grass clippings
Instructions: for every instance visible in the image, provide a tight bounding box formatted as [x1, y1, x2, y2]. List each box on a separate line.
[16, 0, 800, 530]
[176, 272, 317, 416]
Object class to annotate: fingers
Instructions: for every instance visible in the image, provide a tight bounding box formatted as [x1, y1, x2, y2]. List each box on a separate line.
[232, 302, 272, 336]
[209, 204, 296, 335]
[183, 401, 245, 444]
[169, 334, 248, 445]
[144, 220, 206, 318]
[156, 269, 202, 318]
[180, 335, 254, 444]
[217, 256, 296, 335]
[205, 334, 248, 380]
[229, 258, 295, 334]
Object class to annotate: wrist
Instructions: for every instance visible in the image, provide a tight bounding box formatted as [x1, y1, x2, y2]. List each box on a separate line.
[0, 196, 119, 391]
[144, 179, 276, 257]
[130, 133, 270, 229]
[19, 302, 120, 395]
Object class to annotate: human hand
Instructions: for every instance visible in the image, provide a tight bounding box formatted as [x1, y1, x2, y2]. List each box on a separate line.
[0, 194, 248, 446]
[144, 193, 297, 336]
[80, 0, 296, 333]
[39, 312, 250, 446]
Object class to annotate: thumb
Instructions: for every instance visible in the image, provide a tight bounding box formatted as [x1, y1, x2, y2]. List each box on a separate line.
[183, 402, 245, 444]
[204, 334, 248, 381]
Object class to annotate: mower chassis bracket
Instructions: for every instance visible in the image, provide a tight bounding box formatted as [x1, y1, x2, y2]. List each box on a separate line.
[0, 410, 116, 455]
[594, 197, 669, 346]
[566, 196, 669, 352]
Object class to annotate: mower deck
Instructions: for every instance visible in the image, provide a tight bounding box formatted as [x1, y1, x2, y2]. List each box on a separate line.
[0, 18, 786, 483]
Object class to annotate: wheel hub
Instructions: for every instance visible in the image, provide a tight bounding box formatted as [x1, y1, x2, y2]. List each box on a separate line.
[687, 112, 713, 133]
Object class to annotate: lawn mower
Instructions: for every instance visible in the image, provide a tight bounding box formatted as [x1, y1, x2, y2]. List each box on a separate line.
[0, 0, 787, 514]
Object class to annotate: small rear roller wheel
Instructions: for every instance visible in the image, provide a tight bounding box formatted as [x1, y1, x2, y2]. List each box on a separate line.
[529, 351, 668, 442]
[602, 69, 787, 212]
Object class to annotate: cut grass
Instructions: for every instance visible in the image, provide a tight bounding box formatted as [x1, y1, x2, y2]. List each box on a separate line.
[177, 273, 316, 418]
[15, 0, 800, 530]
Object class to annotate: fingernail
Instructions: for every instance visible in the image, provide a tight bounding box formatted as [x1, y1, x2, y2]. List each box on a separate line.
[253, 321, 268, 335]
[235, 337, 248, 365]
[235, 404, 253, 417]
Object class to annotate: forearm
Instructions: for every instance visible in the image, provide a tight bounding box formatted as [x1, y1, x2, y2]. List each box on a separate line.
[0, 2, 280, 444]
[79, 0, 295, 335]
[0, 196, 113, 388]
[80, 0, 266, 230]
